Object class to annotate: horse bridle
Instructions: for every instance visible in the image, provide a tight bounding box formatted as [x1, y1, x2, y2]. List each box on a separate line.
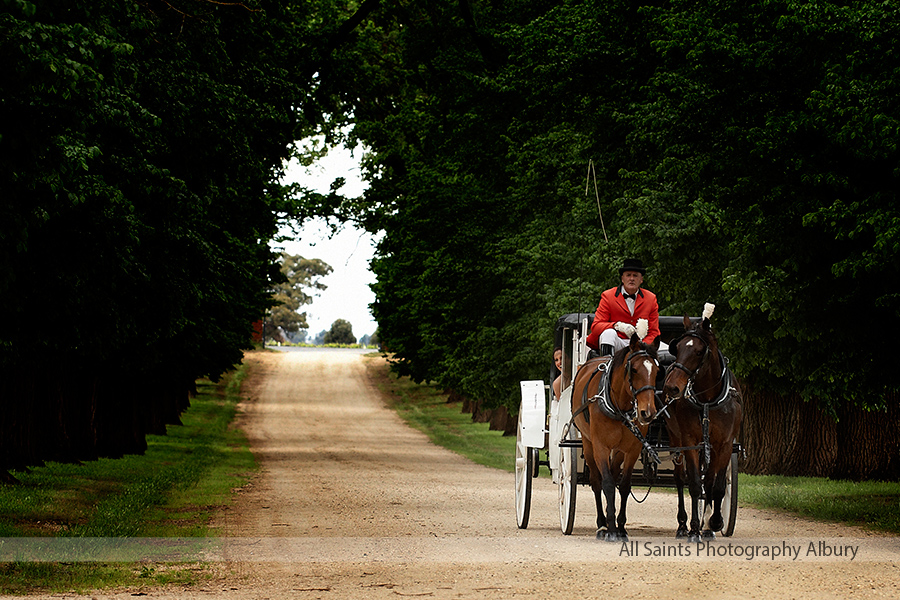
[666, 330, 734, 406]
[572, 350, 659, 421]
[625, 349, 659, 407]
[665, 330, 711, 381]
[576, 348, 658, 422]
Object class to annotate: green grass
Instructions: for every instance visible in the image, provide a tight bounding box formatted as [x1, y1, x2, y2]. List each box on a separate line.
[368, 358, 515, 472]
[0, 363, 256, 595]
[740, 475, 900, 534]
[368, 356, 900, 535]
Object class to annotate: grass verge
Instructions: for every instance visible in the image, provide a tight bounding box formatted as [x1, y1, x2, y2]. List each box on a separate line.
[366, 354, 514, 472]
[0, 363, 256, 595]
[740, 476, 900, 534]
[366, 354, 900, 536]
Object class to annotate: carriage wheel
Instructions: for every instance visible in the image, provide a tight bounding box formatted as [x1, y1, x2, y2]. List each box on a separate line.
[558, 430, 578, 535]
[721, 451, 738, 537]
[515, 413, 533, 529]
[531, 448, 541, 478]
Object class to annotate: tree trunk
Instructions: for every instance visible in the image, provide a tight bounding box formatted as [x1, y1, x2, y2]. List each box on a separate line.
[471, 402, 492, 424]
[0, 366, 192, 476]
[740, 380, 900, 479]
[832, 390, 900, 480]
[488, 405, 509, 432]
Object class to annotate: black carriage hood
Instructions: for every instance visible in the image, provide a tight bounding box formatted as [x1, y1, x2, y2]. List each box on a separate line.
[553, 313, 701, 347]
[553, 313, 593, 350]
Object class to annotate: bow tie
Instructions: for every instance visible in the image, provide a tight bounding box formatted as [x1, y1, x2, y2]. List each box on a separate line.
[623, 293, 636, 300]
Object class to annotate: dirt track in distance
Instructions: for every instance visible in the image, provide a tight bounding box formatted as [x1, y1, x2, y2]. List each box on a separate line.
[30, 349, 900, 599]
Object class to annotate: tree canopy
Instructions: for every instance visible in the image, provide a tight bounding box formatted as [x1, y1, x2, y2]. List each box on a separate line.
[324, 319, 356, 345]
[3, 0, 898, 478]
[265, 253, 332, 343]
[326, 0, 899, 417]
[0, 0, 368, 474]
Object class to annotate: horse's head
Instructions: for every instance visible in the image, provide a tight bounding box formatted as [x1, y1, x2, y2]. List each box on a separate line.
[613, 329, 660, 426]
[663, 305, 718, 400]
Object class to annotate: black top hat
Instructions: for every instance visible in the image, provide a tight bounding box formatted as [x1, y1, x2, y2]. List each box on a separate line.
[618, 258, 646, 275]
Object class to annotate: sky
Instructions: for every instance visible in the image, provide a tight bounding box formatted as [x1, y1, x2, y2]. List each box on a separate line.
[273, 144, 380, 340]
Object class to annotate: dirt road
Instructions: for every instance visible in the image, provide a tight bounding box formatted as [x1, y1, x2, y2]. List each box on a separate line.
[38, 348, 900, 599]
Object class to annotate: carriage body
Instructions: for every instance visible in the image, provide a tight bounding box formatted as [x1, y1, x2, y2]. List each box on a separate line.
[515, 312, 740, 536]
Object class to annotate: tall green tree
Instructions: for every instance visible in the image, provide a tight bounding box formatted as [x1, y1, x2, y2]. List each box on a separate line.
[342, 0, 653, 405]
[619, 0, 900, 410]
[265, 253, 332, 343]
[5, 0, 896, 479]
[323, 319, 356, 345]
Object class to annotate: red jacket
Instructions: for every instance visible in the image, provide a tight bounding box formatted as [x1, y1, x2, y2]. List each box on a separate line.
[586, 285, 660, 349]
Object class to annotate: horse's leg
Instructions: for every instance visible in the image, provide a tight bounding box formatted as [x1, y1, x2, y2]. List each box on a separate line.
[700, 479, 722, 541]
[683, 451, 704, 543]
[596, 449, 619, 542]
[609, 449, 623, 482]
[615, 454, 639, 543]
[705, 448, 731, 536]
[583, 439, 606, 532]
[673, 457, 689, 539]
[609, 448, 624, 534]
[705, 465, 726, 536]
[591, 467, 607, 532]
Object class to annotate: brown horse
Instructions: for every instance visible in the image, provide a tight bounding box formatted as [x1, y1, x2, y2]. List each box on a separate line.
[571, 332, 660, 542]
[663, 309, 742, 542]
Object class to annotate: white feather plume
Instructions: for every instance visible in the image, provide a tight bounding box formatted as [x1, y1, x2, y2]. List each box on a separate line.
[702, 303, 716, 320]
[636, 318, 649, 340]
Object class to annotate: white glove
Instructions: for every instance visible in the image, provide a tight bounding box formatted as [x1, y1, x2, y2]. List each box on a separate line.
[614, 322, 636, 338]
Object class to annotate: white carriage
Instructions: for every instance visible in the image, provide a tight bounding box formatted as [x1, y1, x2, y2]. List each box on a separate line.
[515, 313, 740, 536]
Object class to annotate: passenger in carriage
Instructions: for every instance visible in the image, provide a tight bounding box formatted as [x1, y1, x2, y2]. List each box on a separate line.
[552, 346, 563, 400]
[585, 258, 660, 357]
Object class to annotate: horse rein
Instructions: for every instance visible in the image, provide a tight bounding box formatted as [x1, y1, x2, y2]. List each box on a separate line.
[622, 348, 662, 465]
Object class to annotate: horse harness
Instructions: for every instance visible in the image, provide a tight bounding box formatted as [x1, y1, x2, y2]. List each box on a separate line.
[663, 331, 740, 470]
[566, 349, 662, 465]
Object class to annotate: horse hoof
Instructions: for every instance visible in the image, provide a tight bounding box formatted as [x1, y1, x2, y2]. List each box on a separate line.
[604, 531, 622, 543]
[688, 533, 701, 544]
[596, 529, 621, 543]
[702, 530, 716, 541]
[675, 529, 688, 540]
